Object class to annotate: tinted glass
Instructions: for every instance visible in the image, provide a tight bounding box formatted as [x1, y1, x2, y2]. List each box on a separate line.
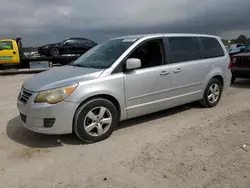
[79, 39, 92, 45]
[66, 39, 78, 44]
[200, 37, 224, 58]
[168, 37, 201, 63]
[0, 41, 13, 50]
[129, 39, 164, 68]
[72, 39, 136, 68]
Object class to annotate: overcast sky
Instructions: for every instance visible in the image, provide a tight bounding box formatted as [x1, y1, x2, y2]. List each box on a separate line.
[1, 0, 250, 46]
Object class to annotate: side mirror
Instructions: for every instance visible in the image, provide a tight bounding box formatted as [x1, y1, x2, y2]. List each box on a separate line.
[126, 58, 141, 70]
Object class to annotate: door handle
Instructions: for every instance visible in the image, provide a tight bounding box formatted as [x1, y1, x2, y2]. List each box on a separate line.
[159, 71, 170, 76]
[13, 51, 16, 54]
[173, 68, 182, 73]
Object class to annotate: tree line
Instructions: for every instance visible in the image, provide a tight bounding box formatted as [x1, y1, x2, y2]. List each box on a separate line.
[222, 35, 250, 46]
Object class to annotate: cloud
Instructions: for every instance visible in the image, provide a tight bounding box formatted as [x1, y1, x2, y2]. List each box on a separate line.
[0, 0, 249, 46]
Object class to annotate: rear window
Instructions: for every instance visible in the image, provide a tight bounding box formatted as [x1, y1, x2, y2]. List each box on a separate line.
[0, 41, 13, 50]
[200, 37, 224, 58]
[168, 37, 201, 63]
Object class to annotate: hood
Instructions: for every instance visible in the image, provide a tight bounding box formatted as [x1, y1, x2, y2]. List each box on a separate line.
[232, 52, 250, 57]
[23, 65, 104, 92]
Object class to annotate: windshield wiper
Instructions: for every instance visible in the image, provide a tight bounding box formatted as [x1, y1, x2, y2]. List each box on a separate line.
[70, 64, 101, 69]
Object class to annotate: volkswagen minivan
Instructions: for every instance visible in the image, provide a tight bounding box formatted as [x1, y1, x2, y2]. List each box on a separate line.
[17, 33, 232, 142]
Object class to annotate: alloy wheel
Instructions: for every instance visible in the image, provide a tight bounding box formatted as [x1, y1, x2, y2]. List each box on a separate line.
[50, 48, 59, 56]
[207, 83, 220, 104]
[84, 107, 112, 137]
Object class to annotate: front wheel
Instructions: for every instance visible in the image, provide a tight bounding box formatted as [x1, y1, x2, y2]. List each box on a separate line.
[200, 78, 223, 108]
[49, 47, 60, 56]
[74, 98, 118, 143]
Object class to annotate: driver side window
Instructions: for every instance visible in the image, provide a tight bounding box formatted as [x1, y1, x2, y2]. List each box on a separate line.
[128, 39, 164, 69]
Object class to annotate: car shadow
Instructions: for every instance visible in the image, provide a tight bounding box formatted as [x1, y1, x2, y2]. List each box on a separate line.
[117, 102, 200, 130]
[6, 102, 200, 148]
[231, 79, 250, 89]
[6, 116, 83, 148]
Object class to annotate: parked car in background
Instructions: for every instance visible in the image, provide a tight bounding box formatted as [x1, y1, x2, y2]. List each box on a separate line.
[17, 33, 231, 142]
[229, 43, 244, 50]
[228, 44, 245, 57]
[38, 37, 97, 57]
[230, 45, 250, 83]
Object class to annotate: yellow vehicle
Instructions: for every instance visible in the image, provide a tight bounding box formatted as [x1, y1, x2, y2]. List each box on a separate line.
[0, 38, 80, 70]
[0, 38, 21, 67]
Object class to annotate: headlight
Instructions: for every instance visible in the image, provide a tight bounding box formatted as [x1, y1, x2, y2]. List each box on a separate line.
[34, 83, 78, 104]
[232, 58, 237, 64]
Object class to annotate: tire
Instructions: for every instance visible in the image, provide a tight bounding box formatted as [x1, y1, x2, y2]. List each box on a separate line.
[200, 78, 223, 108]
[49, 47, 60, 56]
[73, 98, 118, 143]
[231, 75, 236, 84]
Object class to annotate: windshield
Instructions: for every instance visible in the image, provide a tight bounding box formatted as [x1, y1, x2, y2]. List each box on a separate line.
[72, 38, 136, 69]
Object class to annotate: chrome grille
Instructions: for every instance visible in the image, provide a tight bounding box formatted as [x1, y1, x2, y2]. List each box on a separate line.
[235, 56, 250, 67]
[19, 88, 32, 103]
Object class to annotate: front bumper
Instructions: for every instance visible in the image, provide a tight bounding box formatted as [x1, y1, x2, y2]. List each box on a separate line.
[17, 93, 79, 135]
[231, 67, 250, 79]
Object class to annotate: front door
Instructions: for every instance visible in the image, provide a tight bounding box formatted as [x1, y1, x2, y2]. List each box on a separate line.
[64, 39, 79, 55]
[0, 40, 18, 64]
[124, 38, 172, 119]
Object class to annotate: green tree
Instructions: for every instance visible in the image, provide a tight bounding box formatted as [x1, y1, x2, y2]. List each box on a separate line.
[236, 35, 247, 44]
[247, 38, 250, 45]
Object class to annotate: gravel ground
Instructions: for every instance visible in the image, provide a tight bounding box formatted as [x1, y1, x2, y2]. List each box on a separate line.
[0, 74, 249, 188]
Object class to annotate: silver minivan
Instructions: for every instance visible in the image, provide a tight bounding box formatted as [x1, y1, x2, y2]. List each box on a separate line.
[17, 33, 232, 142]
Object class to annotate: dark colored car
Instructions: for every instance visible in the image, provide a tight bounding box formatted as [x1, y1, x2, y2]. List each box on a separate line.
[38, 37, 97, 57]
[230, 45, 250, 83]
[228, 46, 245, 57]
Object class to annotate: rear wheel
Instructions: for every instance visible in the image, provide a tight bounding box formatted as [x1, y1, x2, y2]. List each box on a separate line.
[200, 78, 222, 108]
[49, 47, 60, 56]
[74, 98, 118, 143]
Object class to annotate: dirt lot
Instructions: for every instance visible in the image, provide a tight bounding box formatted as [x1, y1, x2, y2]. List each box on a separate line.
[0, 74, 250, 188]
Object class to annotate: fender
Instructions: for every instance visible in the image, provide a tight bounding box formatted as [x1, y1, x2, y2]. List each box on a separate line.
[65, 74, 127, 120]
[203, 65, 224, 91]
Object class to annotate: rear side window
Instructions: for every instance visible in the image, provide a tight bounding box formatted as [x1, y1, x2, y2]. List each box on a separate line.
[168, 37, 201, 63]
[200, 37, 224, 58]
[80, 39, 94, 46]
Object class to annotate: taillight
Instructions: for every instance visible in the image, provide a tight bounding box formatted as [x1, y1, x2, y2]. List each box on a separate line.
[228, 60, 233, 69]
